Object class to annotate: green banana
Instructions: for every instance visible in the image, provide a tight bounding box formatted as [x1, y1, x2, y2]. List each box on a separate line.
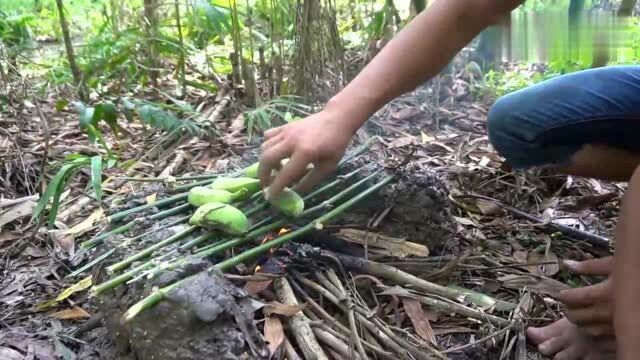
[188, 187, 247, 207]
[189, 202, 250, 235]
[269, 187, 305, 217]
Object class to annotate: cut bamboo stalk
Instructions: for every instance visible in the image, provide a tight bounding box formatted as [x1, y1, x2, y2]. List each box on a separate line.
[329, 252, 517, 311]
[106, 225, 197, 273]
[109, 170, 381, 288]
[80, 203, 191, 249]
[69, 215, 191, 277]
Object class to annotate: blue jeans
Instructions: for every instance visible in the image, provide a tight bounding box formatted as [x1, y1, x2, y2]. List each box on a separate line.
[488, 65, 640, 169]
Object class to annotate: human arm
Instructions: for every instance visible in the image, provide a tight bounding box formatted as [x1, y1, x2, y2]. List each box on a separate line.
[614, 166, 640, 359]
[259, 0, 523, 198]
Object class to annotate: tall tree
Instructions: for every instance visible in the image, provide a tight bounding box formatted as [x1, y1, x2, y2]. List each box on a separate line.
[55, 0, 87, 101]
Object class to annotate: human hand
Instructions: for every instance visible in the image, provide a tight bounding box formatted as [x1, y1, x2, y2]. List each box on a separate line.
[258, 106, 357, 199]
[560, 256, 614, 338]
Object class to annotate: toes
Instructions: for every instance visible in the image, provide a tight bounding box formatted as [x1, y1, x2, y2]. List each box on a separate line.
[539, 333, 571, 356]
[527, 318, 570, 345]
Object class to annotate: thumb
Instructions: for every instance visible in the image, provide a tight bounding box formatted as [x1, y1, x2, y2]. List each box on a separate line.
[563, 256, 613, 276]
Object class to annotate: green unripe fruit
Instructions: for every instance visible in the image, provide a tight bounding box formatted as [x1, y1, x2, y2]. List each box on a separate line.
[210, 177, 261, 199]
[189, 202, 250, 235]
[188, 187, 235, 206]
[269, 187, 305, 217]
[244, 162, 259, 179]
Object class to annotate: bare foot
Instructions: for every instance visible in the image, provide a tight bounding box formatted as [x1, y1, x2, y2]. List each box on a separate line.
[527, 318, 615, 360]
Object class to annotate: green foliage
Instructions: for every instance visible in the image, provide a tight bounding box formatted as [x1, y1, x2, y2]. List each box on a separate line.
[0, 11, 35, 55]
[32, 155, 107, 227]
[187, 0, 233, 48]
[244, 96, 310, 141]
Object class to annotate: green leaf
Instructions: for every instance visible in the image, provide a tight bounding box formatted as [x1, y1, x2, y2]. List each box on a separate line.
[94, 102, 119, 137]
[32, 158, 89, 227]
[138, 104, 181, 131]
[55, 99, 69, 111]
[91, 155, 103, 204]
[246, 113, 255, 142]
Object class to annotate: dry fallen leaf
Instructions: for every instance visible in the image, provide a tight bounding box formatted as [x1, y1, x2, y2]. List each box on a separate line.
[498, 274, 570, 298]
[402, 297, 437, 345]
[146, 193, 157, 204]
[264, 316, 285, 359]
[62, 208, 104, 235]
[0, 200, 37, 228]
[50, 306, 91, 320]
[263, 301, 304, 317]
[245, 280, 273, 296]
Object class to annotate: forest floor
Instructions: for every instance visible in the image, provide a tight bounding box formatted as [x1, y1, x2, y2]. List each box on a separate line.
[0, 51, 620, 359]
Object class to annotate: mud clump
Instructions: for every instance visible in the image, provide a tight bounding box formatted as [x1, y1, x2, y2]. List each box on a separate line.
[340, 151, 456, 254]
[96, 252, 267, 359]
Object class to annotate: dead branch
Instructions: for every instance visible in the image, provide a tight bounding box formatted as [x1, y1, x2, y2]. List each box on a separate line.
[326, 251, 516, 311]
[275, 277, 329, 360]
[456, 193, 610, 248]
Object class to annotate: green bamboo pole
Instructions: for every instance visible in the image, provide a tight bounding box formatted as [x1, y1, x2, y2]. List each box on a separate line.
[122, 174, 394, 321]
[107, 193, 189, 223]
[92, 170, 378, 295]
[128, 170, 381, 282]
[106, 225, 198, 273]
[80, 203, 191, 250]
[68, 214, 191, 277]
[91, 233, 220, 296]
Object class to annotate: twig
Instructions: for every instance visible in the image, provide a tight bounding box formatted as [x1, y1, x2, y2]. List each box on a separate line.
[275, 278, 329, 360]
[325, 269, 369, 360]
[456, 193, 610, 248]
[327, 251, 516, 311]
[312, 322, 394, 360]
[443, 323, 514, 354]
[313, 327, 361, 360]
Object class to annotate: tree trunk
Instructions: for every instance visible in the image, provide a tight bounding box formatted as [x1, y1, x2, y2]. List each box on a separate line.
[618, 0, 637, 16]
[174, 0, 186, 97]
[55, 0, 87, 101]
[143, 0, 159, 91]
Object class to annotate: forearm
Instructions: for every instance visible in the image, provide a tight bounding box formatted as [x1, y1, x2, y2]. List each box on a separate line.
[327, 0, 518, 132]
[614, 165, 640, 359]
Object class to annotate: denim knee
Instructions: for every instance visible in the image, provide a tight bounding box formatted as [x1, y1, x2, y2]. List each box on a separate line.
[487, 92, 531, 162]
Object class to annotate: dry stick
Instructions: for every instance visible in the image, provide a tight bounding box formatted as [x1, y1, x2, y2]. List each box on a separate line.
[121, 176, 395, 321]
[292, 275, 413, 359]
[288, 279, 351, 335]
[370, 317, 447, 360]
[275, 278, 329, 360]
[310, 271, 443, 360]
[328, 251, 517, 311]
[324, 269, 368, 360]
[442, 323, 515, 354]
[68, 214, 191, 277]
[313, 327, 361, 360]
[312, 322, 394, 360]
[456, 193, 610, 248]
[403, 289, 510, 327]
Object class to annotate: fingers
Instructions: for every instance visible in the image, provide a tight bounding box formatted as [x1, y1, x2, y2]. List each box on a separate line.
[582, 323, 615, 338]
[566, 302, 612, 327]
[264, 126, 284, 139]
[564, 257, 613, 276]
[259, 140, 291, 191]
[559, 280, 611, 308]
[268, 152, 313, 198]
[293, 162, 337, 194]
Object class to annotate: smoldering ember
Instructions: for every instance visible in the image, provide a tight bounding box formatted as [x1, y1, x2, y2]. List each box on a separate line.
[1, 0, 633, 359]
